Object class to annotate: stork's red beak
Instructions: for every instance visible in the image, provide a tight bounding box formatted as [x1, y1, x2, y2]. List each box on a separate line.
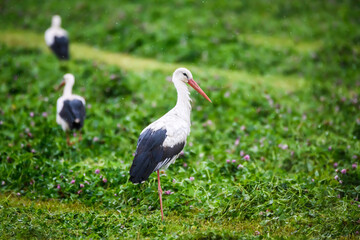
[55, 80, 65, 91]
[187, 79, 212, 103]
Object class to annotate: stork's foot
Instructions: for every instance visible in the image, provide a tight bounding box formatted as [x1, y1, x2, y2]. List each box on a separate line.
[66, 134, 75, 146]
[66, 139, 75, 146]
[78, 133, 82, 142]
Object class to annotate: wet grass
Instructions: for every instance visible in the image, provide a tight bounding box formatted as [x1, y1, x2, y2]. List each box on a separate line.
[0, 43, 359, 239]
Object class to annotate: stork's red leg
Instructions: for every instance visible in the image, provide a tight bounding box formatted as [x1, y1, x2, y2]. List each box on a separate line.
[157, 170, 164, 221]
[78, 132, 82, 142]
[66, 132, 71, 146]
[66, 132, 74, 146]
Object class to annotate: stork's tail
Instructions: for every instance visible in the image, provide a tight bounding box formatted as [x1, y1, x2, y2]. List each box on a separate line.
[72, 118, 82, 129]
[129, 152, 154, 184]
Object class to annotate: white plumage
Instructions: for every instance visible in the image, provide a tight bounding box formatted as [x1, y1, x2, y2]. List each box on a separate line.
[56, 96, 85, 131]
[45, 15, 69, 60]
[45, 15, 68, 46]
[140, 83, 191, 171]
[129, 67, 211, 221]
[55, 74, 86, 146]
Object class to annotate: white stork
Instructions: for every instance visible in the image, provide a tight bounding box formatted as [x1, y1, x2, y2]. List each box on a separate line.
[45, 15, 69, 60]
[56, 73, 86, 145]
[129, 67, 212, 221]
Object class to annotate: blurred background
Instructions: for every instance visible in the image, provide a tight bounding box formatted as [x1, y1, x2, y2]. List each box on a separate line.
[1, 0, 358, 80]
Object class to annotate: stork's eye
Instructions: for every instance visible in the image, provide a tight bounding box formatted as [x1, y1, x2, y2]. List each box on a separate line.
[183, 73, 188, 78]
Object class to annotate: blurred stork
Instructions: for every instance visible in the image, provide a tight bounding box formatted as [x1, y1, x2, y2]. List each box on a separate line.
[45, 15, 69, 60]
[56, 74, 86, 145]
[129, 68, 212, 221]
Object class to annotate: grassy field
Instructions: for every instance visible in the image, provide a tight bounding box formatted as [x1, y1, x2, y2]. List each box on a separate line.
[0, 0, 359, 239]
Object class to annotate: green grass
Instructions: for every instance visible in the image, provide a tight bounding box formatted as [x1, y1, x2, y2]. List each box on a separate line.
[0, 29, 306, 92]
[0, 0, 360, 239]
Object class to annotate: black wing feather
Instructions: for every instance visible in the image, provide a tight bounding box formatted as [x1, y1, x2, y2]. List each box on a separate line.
[59, 99, 86, 130]
[50, 36, 69, 60]
[129, 128, 185, 184]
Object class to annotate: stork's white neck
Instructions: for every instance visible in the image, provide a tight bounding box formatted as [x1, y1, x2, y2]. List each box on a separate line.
[63, 83, 73, 97]
[172, 80, 191, 123]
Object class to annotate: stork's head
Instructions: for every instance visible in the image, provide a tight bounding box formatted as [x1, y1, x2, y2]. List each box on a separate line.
[63, 73, 75, 85]
[56, 73, 75, 90]
[173, 68, 212, 103]
[173, 68, 193, 83]
[51, 15, 61, 27]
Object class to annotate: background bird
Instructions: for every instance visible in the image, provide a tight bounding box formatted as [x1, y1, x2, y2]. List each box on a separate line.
[45, 15, 69, 60]
[129, 67, 212, 221]
[56, 73, 86, 145]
